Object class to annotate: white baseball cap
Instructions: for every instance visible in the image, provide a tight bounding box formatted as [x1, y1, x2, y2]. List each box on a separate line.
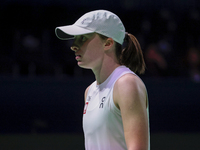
[55, 10, 125, 45]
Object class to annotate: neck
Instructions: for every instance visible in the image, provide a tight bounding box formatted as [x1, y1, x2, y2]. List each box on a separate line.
[92, 55, 120, 85]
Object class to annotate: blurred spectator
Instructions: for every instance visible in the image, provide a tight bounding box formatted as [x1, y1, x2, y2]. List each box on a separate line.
[144, 44, 168, 77]
[185, 47, 200, 82]
[0, 4, 199, 78]
[22, 35, 40, 52]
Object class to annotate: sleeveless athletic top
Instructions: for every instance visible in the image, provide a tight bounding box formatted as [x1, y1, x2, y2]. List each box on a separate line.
[83, 66, 150, 150]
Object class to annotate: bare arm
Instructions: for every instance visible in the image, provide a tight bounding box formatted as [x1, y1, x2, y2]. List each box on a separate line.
[113, 74, 149, 150]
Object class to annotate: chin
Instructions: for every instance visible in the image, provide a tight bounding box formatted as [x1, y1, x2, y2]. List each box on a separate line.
[77, 63, 90, 69]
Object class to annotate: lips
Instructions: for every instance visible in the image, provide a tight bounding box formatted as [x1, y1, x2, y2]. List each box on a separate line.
[75, 55, 81, 60]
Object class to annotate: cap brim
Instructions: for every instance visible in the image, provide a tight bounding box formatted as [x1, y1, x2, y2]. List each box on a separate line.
[55, 25, 94, 40]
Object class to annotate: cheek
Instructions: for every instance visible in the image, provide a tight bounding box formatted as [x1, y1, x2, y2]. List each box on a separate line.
[86, 39, 104, 58]
[78, 35, 105, 68]
[85, 47, 103, 63]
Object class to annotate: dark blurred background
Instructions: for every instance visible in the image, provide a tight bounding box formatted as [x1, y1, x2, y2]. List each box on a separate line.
[0, 0, 200, 149]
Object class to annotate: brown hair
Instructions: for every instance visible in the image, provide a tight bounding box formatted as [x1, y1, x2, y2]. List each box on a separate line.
[98, 33, 146, 74]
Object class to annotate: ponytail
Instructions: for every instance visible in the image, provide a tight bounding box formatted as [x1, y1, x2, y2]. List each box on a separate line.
[98, 32, 146, 74]
[116, 33, 146, 74]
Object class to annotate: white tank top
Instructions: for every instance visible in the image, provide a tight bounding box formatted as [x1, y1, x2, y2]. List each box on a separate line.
[83, 66, 150, 150]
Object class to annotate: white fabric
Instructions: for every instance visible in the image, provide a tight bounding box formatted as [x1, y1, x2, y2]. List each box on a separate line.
[55, 10, 125, 44]
[83, 66, 150, 150]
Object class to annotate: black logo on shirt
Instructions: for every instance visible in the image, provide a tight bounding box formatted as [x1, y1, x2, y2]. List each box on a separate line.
[99, 97, 106, 108]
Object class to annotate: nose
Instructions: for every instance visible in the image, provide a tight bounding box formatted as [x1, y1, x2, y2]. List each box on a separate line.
[71, 45, 79, 52]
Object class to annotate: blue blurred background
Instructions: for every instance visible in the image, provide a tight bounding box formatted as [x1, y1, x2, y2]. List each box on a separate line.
[0, 0, 200, 149]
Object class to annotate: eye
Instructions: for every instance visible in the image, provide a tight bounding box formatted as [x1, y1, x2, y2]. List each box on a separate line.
[80, 35, 87, 42]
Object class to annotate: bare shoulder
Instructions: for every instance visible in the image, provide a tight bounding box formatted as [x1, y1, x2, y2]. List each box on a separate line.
[113, 73, 147, 109]
[117, 73, 145, 87]
[114, 73, 146, 95]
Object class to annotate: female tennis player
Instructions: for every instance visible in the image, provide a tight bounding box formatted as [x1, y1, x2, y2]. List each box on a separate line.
[55, 10, 150, 150]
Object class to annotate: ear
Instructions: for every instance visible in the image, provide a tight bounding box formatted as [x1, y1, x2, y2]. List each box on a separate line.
[104, 38, 114, 51]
